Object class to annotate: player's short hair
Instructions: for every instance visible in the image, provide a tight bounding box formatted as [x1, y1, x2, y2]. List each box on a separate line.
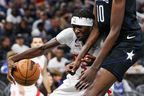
[72, 9, 94, 20]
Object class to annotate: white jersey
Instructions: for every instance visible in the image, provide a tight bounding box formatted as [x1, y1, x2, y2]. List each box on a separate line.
[50, 28, 100, 96]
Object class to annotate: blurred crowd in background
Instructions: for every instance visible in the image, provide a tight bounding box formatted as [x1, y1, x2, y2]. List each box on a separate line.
[0, 0, 144, 96]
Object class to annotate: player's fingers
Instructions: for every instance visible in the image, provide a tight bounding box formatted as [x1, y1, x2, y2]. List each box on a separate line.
[10, 74, 16, 84]
[83, 57, 93, 63]
[75, 80, 84, 89]
[12, 64, 16, 68]
[83, 83, 90, 89]
[65, 65, 76, 75]
[9, 69, 16, 84]
[7, 75, 13, 83]
[7, 74, 16, 84]
[79, 72, 84, 79]
[65, 67, 71, 72]
[85, 55, 95, 59]
[78, 82, 88, 90]
[7, 67, 16, 84]
[75, 80, 81, 89]
[65, 65, 73, 71]
[75, 75, 87, 89]
[81, 58, 85, 62]
[67, 70, 75, 75]
[81, 58, 88, 63]
[79, 72, 85, 80]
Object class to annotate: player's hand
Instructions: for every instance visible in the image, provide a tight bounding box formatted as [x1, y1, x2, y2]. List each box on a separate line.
[75, 67, 98, 90]
[7, 59, 16, 84]
[65, 62, 80, 75]
[81, 55, 95, 66]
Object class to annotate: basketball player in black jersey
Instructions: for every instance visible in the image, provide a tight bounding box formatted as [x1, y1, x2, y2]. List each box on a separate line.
[67, 0, 144, 96]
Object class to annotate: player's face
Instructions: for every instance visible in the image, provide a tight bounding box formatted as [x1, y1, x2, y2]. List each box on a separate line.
[31, 38, 44, 48]
[73, 25, 92, 41]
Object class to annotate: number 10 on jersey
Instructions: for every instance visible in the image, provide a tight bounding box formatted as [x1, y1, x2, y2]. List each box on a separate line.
[97, 5, 105, 22]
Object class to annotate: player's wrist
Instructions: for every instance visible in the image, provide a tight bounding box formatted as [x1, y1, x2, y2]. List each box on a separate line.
[90, 66, 99, 71]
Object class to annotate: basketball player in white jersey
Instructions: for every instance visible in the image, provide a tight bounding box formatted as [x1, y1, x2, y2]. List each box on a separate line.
[7, 9, 110, 96]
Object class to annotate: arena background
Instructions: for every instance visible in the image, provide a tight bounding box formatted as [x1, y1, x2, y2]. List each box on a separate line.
[0, 0, 144, 96]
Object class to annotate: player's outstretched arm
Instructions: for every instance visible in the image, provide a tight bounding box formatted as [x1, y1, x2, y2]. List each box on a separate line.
[9, 38, 59, 62]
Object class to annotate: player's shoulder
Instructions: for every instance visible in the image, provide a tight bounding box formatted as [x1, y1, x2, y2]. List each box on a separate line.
[56, 27, 75, 40]
[56, 27, 76, 45]
[56, 27, 74, 38]
[61, 27, 73, 33]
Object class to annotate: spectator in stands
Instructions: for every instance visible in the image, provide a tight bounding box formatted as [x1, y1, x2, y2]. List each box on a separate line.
[49, 69, 63, 89]
[31, 22, 47, 39]
[59, 11, 71, 29]
[6, 8, 22, 24]
[15, 18, 31, 45]
[136, 0, 144, 13]
[48, 46, 69, 73]
[47, 17, 61, 38]
[23, 7, 35, 26]
[32, 11, 51, 32]
[0, 41, 11, 84]
[11, 34, 29, 53]
[0, 36, 11, 61]
[15, 19, 31, 36]
[3, 21, 15, 43]
[136, 0, 144, 32]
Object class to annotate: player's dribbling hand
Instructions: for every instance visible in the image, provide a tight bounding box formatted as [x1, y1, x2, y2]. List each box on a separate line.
[7, 59, 16, 84]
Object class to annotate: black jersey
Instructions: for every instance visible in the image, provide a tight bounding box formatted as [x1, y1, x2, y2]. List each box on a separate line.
[96, 0, 141, 42]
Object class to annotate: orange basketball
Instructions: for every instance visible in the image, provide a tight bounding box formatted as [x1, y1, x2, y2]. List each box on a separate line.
[12, 59, 40, 86]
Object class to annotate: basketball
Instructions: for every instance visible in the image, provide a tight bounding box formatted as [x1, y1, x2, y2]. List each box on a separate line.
[12, 59, 40, 86]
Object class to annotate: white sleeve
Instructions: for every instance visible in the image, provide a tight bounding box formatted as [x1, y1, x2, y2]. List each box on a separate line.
[56, 28, 74, 46]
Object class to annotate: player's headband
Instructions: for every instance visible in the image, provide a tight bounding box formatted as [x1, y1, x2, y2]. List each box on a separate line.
[71, 16, 93, 26]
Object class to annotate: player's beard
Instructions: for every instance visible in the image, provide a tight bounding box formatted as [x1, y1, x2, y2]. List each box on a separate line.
[79, 34, 90, 44]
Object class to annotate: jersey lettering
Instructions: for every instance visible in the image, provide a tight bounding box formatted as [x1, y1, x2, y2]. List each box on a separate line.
[97, 5, 105, 22]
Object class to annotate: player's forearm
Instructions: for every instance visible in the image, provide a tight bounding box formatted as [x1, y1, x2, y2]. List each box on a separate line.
[91, 0, 126, 69]
[10, 47, 44, 62]
[10, 38, 59, 62]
